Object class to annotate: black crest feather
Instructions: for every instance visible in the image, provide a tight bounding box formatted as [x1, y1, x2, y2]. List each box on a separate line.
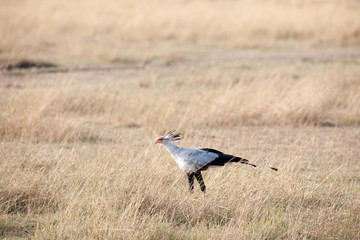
[165, 130, 182, 142]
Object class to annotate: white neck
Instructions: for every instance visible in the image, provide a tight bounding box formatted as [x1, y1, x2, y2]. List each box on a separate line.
[163, 141, 181, 155]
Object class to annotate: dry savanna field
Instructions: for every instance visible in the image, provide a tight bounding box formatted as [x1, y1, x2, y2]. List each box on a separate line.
[1, 0, 360, 239]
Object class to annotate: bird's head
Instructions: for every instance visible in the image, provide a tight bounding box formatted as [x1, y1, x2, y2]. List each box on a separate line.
[154, 136, 166, 144]
[154, 130, 181, 145]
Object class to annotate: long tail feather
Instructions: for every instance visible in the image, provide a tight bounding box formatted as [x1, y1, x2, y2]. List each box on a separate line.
[241, 159, 278, 171]
[205, 154, 278, 171]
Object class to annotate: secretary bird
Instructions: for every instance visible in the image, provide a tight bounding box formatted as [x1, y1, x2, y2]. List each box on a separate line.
[154, 130, 278, 195]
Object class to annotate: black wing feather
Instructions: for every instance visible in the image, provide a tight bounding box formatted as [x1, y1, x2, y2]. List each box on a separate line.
[200, 149, 277, 172]
[199, 153, 254, 171]
[201, 148, 224, 155]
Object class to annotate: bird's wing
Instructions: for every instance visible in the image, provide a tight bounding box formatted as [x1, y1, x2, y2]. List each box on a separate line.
[189, 148, 250, 171]
[177, 148, 219, 172]
[200, 148, 223, 154]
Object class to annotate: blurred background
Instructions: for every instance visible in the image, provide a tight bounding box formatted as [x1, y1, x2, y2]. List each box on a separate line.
[1, 0, 360, 140]
[1, 0, 360, 66]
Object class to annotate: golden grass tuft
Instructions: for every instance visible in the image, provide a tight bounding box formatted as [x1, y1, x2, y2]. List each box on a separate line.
[2, 61, 359, 143]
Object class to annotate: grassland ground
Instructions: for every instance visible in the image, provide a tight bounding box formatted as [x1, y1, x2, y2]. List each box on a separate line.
[1, 46, 360, 239]
[0, 125, 359, 239]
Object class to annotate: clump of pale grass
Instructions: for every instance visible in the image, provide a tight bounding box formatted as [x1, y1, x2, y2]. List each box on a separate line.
[203, 65, 360, 127]
[0, 86, 90, 142]
[1, 63, 359, 142]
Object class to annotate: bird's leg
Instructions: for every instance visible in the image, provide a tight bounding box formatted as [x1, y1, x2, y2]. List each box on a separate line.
[194, 171, 206, 196]
[187, 173, 195, 194]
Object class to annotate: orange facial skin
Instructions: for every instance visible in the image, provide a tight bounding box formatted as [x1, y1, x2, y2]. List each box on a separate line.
[154, 137, 164, 144]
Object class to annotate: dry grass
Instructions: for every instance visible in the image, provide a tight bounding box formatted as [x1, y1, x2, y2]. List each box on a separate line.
[0, 127, 359, 239]
[1, 56, 360, 239]
[1, 60, 359, 142]
[1, 0, 360, 239]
